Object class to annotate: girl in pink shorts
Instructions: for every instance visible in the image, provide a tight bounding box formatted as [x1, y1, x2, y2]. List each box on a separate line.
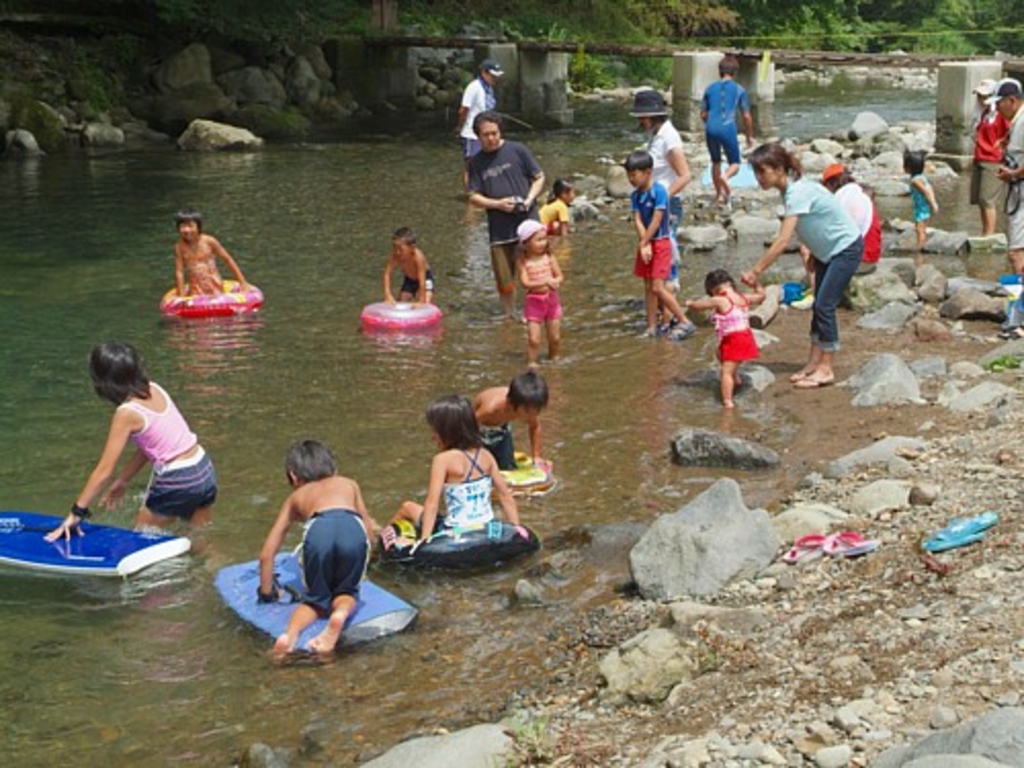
[516, 220, 564, 367]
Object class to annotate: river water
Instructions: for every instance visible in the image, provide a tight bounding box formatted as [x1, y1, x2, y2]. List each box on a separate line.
[0, 84, 995, 766]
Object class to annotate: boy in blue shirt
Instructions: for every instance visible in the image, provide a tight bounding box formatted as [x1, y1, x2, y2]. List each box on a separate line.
[701, 55, 755, 208]
[625, 150, 695, 339]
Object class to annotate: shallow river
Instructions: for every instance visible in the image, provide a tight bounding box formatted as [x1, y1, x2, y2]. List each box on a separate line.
[0, 84, 998, 766]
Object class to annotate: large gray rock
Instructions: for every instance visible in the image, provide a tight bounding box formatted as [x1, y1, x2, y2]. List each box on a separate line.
[629, 478, 779, 599]
[679, 224, 728, 251]
[826, 436, 928, 479]
[916, 264, 948, 303]
[978, 338, 1024, 367]
[947, 276, 1005, 297]
[940, 289, 1007, 321]
[905, 758, 1014, 768]
[4, 128, 42, 156]
[847, 269, 918, 312]
[872, 707, 1024, 768]
[857, 301, 919, 330]
[670, 428, 780, 469]
[361, 724, 512, 768]
[598, 627, 696, 704]
[81, 122, 125, 148]
[923, 230, 970, 256]
[730, 214, 780, 244]
[849, 479, 912, 516]
[177, 119, 263, 151]
[850, 111, 890, 140]
[146, 82, 235, 134]
[155, 43, 213, 94]
[845, 353, 922, 407]
[606, 165, 632, 198]
[217, 67, 288, 108]
[945, 381, 1016, 413]
[285, 56, 322, 111]
[773, 503, 850, 543]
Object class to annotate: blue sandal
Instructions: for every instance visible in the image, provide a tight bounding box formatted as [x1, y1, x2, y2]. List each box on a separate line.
[922, 512, 999, 553]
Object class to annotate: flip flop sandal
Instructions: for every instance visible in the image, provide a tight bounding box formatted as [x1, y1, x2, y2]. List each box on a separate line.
[782, 533, 827, 564]
[923, 512, 999, 553]
[823, 531, 880, 557]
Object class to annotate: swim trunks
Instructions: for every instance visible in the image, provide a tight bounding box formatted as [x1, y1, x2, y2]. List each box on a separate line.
[480, 423, 516, 471]
[400, 268, 436, 298]
[300, 509, 369, 614]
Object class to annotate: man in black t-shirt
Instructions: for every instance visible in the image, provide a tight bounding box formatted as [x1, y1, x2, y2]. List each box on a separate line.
[466, 111, 545, 319]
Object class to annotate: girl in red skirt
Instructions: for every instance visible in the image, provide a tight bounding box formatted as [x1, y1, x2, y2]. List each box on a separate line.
[686, 269, 765, 408]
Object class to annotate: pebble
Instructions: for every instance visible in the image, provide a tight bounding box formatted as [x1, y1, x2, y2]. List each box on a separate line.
[929, 704, 960, 729]
[813, 744, 853, 768]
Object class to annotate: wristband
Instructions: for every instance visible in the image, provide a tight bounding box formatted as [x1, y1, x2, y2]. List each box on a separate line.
[256, 577, 281, 604]
[71, 503, 91, 519]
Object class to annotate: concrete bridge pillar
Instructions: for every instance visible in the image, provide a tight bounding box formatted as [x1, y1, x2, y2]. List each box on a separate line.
[475, 42, 520, 114]
[737, 55, 776, 138]
[672, 51, 721, 133]
[519, 50, 573, 127]
[935, 60, 1005, 160]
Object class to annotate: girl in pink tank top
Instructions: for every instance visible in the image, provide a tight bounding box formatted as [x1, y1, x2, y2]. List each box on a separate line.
[516, 220, 564, 368]
[47, 342, 217, 543]
[685, 269, 766, 409]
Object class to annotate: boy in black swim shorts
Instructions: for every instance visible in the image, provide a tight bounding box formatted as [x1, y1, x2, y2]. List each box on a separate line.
[257, 440, 380, 656]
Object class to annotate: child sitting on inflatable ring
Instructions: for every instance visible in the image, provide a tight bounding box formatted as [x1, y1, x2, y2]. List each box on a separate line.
[473, 370, 550, 472]
[257, 440, 381, 656]
[173, 210, 251, 296]
[388, 394, 521, 546]
[383, 226, 435, 305]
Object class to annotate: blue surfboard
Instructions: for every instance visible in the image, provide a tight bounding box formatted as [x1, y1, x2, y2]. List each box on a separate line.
[700, 161, 758, 189]
[0, 511, 191, 577]
[214, 554, 418, 650]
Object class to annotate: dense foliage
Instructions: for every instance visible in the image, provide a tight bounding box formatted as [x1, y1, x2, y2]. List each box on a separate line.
[3, 0, 1020, 54]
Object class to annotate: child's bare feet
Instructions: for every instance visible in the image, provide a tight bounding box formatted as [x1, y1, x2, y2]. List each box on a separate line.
[273, 632, 295, 656]
[307, 610, 346, 654]
[723, 400, 735, 409]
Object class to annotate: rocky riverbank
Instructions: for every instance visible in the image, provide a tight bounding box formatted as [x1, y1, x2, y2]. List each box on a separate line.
[317, 306, 1024, 768]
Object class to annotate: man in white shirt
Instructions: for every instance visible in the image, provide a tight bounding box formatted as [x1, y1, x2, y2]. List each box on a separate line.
[457, 59, 503, 188]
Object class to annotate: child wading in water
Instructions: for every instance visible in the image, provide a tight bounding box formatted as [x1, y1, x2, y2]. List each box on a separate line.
[539, 178, 575, 236]
[173, 210, 250, 296]
[625, 150, 696, 340]
[903, 150, 939, 265]
[474, 370, 550, 471]
[382, 226, 435, 305]
[388, 394, 520, 545]
[258, 440, 380, 656]
[517, 220, 564, 368]
[47, 341, 218, 541]
[686, 269, 765, 408]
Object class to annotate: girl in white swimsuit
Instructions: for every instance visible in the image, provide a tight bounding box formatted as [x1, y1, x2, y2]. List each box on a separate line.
[387, 394, 520, 543]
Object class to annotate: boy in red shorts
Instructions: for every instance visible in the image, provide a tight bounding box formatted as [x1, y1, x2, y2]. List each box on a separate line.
[626, 150, 695, 340]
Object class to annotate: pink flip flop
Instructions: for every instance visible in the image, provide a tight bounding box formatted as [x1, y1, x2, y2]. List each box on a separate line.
[823, 531, 880, 558]
[782, 533, 827, 564]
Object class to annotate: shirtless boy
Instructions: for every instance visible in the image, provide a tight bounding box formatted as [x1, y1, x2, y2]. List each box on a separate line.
[258, 440, 379, 656]
[173, 210, 250, 296]
[473, 370, 550, 471]
[383, 226, 435, 305]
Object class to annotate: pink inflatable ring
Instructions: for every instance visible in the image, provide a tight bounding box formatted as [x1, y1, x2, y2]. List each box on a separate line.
[160, 280, 264, 319]
[360, 302, 442, 330]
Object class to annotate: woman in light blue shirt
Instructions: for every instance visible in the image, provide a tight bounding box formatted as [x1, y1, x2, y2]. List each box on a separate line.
[741, 143, 863, 388]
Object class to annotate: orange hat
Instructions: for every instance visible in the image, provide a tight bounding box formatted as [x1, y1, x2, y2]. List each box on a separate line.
[821, 163, 846, 183]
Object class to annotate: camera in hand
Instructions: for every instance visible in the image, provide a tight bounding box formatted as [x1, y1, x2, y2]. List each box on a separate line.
[511, 196, 527, 213]
[1004, 153, 1020, 172]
